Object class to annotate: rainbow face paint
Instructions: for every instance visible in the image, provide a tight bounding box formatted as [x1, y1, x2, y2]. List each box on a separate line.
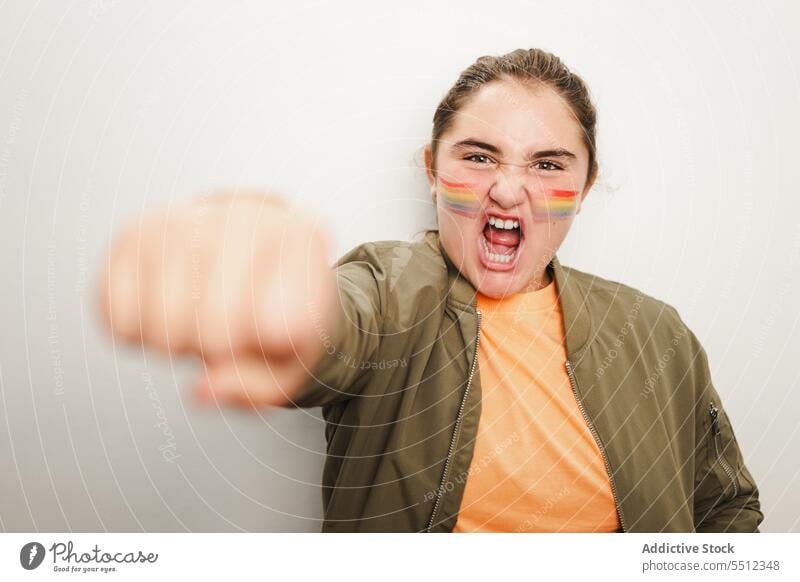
[532, 189, 579, 221]
[438, 177, 481, 217]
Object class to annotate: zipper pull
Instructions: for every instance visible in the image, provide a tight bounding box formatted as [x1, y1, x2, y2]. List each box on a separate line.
[709, 402, 721, 436]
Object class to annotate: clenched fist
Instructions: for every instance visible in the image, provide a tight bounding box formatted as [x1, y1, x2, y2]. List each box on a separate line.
[96, 192, 336, 408]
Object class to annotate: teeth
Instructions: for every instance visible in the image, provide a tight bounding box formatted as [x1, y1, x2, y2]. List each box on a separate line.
[487, 216, 520, 230]
[480, 235, 517, 264]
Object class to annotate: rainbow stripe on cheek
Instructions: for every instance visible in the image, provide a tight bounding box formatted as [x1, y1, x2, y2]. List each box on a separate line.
[438, 177, 481, 217]
[532, 189, 579, 221]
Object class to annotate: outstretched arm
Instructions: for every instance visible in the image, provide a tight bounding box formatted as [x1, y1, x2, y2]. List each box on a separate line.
[96, 192, 338, 409]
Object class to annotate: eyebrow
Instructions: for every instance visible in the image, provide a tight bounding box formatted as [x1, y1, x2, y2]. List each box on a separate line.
[451, 138, 577, 161]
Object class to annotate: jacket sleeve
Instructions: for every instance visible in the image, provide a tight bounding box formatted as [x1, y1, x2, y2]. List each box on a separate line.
[281, 249, 385, 409]
[682, 320, 764, 532]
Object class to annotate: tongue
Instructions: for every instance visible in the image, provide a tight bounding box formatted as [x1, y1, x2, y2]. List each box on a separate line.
[483, 223, 520, 253]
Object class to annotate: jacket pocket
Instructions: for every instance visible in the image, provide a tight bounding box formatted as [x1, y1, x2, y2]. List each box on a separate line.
[706, 401, 742, 500]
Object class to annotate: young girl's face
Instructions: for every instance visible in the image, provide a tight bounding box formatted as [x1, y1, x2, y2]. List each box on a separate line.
[425, 79, 594, 298]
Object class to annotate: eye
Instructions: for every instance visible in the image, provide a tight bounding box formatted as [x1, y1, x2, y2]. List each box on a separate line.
[531, 160, 564, 171]
[464, 153, 495, 165]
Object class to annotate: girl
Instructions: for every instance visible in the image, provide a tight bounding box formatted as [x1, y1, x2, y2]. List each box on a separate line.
[99, 48, 763, 533]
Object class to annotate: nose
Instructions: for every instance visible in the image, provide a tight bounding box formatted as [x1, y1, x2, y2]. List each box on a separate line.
[488, 164, 528, 209]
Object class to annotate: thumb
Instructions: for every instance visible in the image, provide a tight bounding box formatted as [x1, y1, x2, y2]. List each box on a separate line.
[193, 355, 308, 409]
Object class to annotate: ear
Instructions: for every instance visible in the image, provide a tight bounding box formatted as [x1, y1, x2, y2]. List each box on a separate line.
[576, 188, 589, 215]
[423, 144, 437, 203]
[577, 165, 597, 215]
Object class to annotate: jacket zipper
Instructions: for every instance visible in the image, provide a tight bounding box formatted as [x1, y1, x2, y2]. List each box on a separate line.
[565, 359, 627, 532]
[708, 402, 739, 498]
[426, 309, 482, 533]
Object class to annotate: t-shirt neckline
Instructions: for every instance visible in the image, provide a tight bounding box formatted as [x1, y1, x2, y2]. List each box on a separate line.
[476, 278, 559, 314]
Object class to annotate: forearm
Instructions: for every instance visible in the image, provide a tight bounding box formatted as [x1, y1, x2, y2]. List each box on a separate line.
[282, 260, 383, 409]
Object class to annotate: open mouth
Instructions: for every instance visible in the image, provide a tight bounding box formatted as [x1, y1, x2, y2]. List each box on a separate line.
[478, 215, 523, 271]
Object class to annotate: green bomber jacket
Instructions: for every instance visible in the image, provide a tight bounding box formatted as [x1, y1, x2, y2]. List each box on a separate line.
[285, 229, 763, 533]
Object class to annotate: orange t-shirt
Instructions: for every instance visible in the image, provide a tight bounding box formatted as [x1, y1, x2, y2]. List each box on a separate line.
[452, 278, 621, 532]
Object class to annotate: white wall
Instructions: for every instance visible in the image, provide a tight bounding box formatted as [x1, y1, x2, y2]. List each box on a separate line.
[0, 0, 798, 532]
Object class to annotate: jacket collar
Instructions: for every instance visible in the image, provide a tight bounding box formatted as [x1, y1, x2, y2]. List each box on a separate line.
[423, 229, 591, 359]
